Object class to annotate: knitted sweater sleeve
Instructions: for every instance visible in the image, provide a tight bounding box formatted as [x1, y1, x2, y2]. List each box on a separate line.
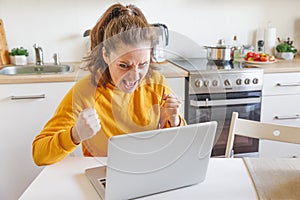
[32, 87, 78, 166]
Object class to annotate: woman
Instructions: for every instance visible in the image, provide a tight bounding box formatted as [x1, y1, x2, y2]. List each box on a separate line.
[32, 3, 186, 166]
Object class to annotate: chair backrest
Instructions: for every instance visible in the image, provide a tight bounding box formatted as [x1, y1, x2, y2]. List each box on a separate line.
[225, 112, 300, 158]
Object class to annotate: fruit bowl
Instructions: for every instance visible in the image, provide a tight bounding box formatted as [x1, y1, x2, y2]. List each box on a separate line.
[244, 52, 276, 63]
[244, 59, 277, 65]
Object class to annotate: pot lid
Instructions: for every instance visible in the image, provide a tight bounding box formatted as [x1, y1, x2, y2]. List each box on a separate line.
[204, 38, 233, 49]
[204, 45, 232, 49]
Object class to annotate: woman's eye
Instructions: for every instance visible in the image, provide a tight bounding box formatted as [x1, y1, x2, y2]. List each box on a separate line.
[140, 62, 149, 68]
[119, 63, 128, 68]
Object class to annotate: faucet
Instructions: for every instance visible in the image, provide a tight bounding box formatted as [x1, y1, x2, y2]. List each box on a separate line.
[53, 53, 60, 65]
[33, 44, 44, 65]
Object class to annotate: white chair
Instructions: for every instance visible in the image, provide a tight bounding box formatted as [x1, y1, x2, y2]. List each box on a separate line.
[225, 112, 300, 158]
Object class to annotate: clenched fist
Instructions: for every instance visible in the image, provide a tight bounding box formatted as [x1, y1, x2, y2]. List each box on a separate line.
[71, 108, 101, 144]
[161, 94, 182, 127]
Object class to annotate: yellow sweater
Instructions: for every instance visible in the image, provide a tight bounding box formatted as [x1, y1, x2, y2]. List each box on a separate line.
[32, 71, 186, 166]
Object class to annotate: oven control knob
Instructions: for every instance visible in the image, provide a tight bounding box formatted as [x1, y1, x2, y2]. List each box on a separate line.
[194, 79, 202, 87]
[253, 78, 259, 84]
[244, 78, 250, 85]
[236, 78, 242, 85]
[204, 80, 209, 87]
[212, 80, 218, 87]
[224, 79, 231, 86]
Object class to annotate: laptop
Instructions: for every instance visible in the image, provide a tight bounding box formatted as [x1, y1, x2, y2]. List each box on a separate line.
[85, 121, 217, 200]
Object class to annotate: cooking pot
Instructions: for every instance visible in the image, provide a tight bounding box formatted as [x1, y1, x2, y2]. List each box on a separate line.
[204, 45, 235, 61]
[204, 40, 235, 61]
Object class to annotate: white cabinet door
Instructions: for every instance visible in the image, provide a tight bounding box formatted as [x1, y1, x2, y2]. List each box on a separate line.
[166, 77, 185, 116]
[262, 72, 300, 96]
[0, 82, 74, 200]
[261, 95, 300, 127]
[260, 73, 300, 158]
[261, 94, 300, 158]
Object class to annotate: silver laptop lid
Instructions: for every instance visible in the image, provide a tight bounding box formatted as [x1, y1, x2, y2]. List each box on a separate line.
[104, 121, 217, 200]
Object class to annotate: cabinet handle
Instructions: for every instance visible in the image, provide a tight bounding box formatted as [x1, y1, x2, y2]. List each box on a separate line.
[274, 114, 300, 120]
[10, 94, 46, 100]
[276, 82, 300, 87]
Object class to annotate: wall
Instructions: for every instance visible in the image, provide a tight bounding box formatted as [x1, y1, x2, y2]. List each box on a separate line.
[0, 0, 300, 63]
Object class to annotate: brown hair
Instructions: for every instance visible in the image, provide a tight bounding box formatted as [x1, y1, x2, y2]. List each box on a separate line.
[84, 3, 155, 87]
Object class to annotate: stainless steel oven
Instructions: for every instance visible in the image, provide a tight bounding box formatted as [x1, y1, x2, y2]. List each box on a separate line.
[169, 58, 264, 156]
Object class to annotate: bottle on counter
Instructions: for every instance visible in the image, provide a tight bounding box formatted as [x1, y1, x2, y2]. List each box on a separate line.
[232, 35, 241, 60]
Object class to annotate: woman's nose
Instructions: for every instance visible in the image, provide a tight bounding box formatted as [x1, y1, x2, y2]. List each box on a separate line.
[133, 66, 139, 72]
[127, 66, 139, 78]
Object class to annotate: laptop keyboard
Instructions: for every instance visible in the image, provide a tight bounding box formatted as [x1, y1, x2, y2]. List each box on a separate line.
[98, 178, 106, 188]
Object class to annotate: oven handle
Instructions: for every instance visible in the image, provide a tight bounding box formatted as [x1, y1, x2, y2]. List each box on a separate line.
[190, 97, 261, 107]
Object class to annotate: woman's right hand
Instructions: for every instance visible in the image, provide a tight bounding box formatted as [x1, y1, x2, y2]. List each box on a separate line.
[71, 108, 101, 144]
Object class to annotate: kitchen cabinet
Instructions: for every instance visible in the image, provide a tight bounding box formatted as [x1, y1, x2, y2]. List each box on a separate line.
[260, 72, 300, 157]
[0, 82, 74, 200]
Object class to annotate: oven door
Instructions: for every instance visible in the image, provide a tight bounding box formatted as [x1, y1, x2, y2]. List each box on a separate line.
[188, 91, 261, 156]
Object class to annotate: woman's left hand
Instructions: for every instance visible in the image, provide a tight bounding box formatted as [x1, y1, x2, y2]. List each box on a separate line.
[161, 94, 182, 127]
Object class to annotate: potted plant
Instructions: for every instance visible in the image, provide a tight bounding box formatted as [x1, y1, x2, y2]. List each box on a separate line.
[275, 38, 298, 60]
[9, 47, 29, 65]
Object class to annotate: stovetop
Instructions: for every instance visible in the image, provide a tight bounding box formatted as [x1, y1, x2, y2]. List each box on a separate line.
[168, 58, 264, 94]
[168, 58, 263, 74]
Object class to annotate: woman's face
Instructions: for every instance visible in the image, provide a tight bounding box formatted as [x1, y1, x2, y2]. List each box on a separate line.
[103, 44, 151, 93]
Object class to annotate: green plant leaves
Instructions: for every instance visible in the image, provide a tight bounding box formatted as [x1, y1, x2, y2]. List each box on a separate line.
[9, 47, 29, 56]
[276, 42, 298, 53]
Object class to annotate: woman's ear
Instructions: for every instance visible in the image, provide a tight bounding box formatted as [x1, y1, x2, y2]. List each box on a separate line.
[102, 47, 109, 64]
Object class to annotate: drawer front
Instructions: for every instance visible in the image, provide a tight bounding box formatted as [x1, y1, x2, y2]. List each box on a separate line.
[261, 94, 300, 158]
[263, 73, 300, 96]
[0, 82, 74, 99]
[261, 95, 300, 127]
[259, 140, 300, 158]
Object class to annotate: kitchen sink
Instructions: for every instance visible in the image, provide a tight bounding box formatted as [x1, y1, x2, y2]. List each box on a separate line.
[0, 64, 73, 75]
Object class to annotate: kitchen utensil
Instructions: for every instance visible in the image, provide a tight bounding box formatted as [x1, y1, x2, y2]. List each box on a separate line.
[204, 39, 235, 61]
[152, 23, 169, 63]
[277, 37, 281, 43]
[0, 19, 10, 65]
[204, 46, 233, 61]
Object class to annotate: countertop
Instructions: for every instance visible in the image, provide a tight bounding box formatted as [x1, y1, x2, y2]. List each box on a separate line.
[0, 61, 188, 84]
[248, 57, 300, 74]
[1, 57, 300, 84]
